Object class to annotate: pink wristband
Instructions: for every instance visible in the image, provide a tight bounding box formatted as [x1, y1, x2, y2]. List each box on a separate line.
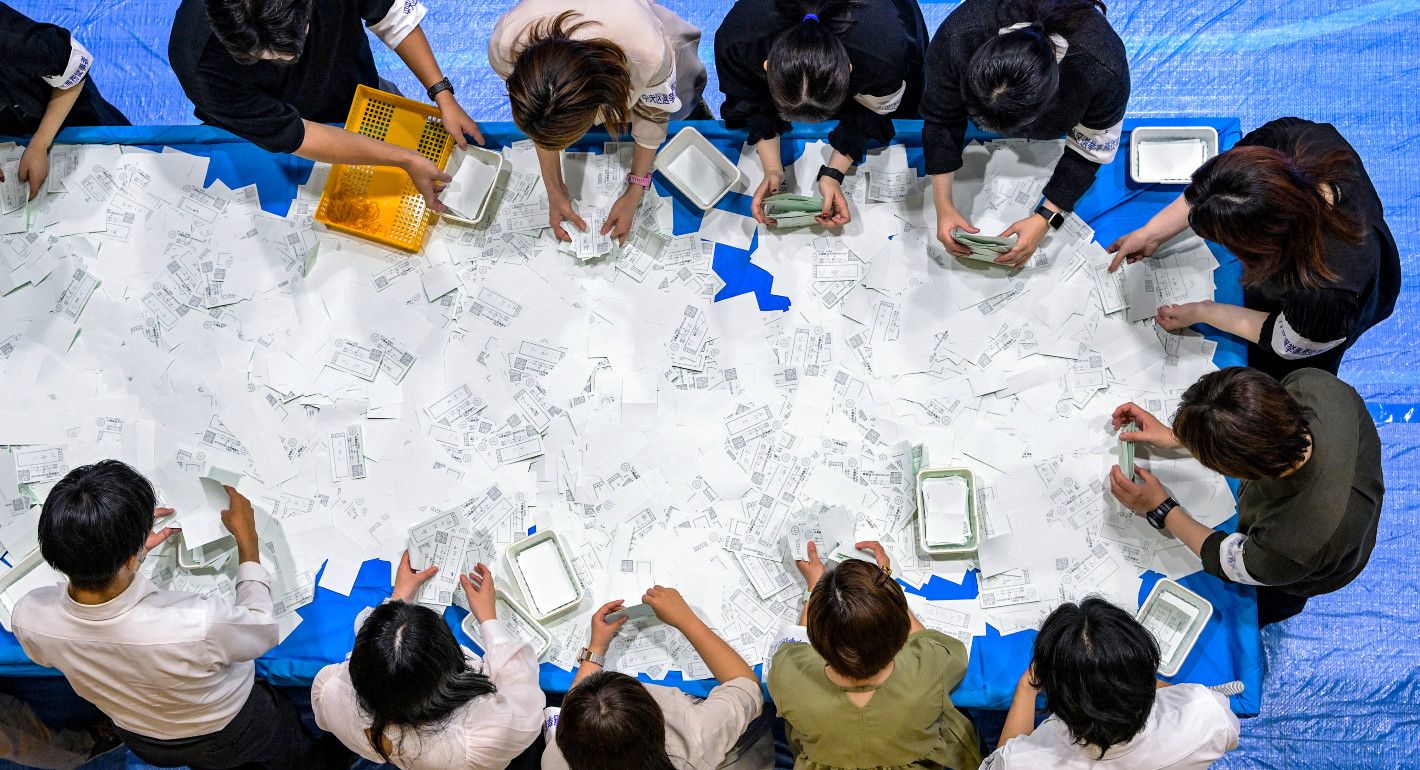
[626, 172, 652, 189]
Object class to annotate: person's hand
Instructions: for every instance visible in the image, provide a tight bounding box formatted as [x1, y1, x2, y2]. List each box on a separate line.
[391, 550, 439, 602]
[750, 167, 785, 226]
[601, 186, 644, 245]
[996, 214, 1049, 267]
[1107, 228, 1165, 272]
[1111, 402, 1179, 449]
[588, 599, 629, 654]
[643, 585, 698, 630]
[402, 152, 452, 212]
[18, 143, 49, 201]
[219, 486, 258, 546]
[1155, 300, 1212, 332]
[816, 175, 851, 228]
[547, 183, 586, 243]
[1109, 465, 1170, 515]
[794, 540, 826, 590]
[854, 540, 892, 572]
[435, 94, 484, 148]
[459, 563, 497, 623]
[144, 508, 177, 552]
[935, 204, 976, 256]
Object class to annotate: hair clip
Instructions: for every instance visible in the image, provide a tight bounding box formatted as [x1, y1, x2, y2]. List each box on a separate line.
[803, 13, 820, 22]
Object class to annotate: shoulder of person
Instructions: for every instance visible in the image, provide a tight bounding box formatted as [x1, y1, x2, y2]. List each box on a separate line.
[9, 586, 61, 628]
[1284, 367, 1361, 408]
[905, 628, 965, 658]
[981, 717, 1073, 768]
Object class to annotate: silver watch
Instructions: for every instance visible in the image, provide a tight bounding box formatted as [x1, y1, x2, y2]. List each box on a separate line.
[576, 646, 605, 667]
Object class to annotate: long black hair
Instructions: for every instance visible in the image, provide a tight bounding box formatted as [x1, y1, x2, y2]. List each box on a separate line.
[766, 0, 863, 123]
[348, 601, 498, 762]
[1032, 596, 1160, 757]
[556, 670, 675, 770]
[964, 0, 1107, 133]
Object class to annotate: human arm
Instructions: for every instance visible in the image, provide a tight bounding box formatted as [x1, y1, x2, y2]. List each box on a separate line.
[1109, 466, 1216, 556]
[998, 668, 1040, 744]
[1155, 300, 1268, 342]
[570, 600, 630, 688]
[391, 26, 483, 147]
[602, 144, 657, 244]
[295, 120, 450, 211]
[1111, 401, 1181, 449]
[389, 549, 439, 602]
[791, 540, 827, 626]
[457, 563, 544, 744]
[16, 84, 84, 200]
[644, 585, 757, 684]
[537, 146, 586, 242]
[206, 485, 280, 661]
[751, 139, 786, 226]
[1107, 194, 1192, 271]
[816, 150, 853, 228]
[932, 172, 976, 256]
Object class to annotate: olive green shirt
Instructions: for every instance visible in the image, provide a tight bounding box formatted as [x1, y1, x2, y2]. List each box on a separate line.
[1200, 368, 1384, 596]
[767, 629, 981, 770]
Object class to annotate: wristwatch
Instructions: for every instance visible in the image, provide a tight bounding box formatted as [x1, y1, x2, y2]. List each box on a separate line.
[426, 77, 454, 102]
[1034, 202, 1066, 230]
[626, 172, 652, 190]
[576, 647, 606, 667]
[1145, 497, 1179, 530]
[816, 165, 846, 185]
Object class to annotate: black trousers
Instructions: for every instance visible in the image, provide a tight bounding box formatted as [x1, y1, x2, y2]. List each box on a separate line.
[1256, 585, 1310, 626]
[114, 680, 347, 770]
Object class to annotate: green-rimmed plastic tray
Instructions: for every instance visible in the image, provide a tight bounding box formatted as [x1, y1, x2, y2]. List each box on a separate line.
[915, 467, 980, 557]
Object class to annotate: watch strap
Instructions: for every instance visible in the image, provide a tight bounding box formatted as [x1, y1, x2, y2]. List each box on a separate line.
[1146, 497, 1179, 530]
[626, 172, 652, 189]
[816, 165, 846, 184]
[576, 646, 606, 667]
[427, 77, 454, 102]
[1034, 202, 1065, 230]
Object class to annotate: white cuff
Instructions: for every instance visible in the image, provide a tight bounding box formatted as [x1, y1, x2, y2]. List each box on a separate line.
[42, 38, 93, 90]
[368, 0, 427, 51]
[234, 560, 273, 586]
[1218, 533, 1265, 586]
[480, 617, 513, 645]
[1271, 312, 1346, 360]
[853, 81, 907, 116]
[1066, 119, 1123, 164]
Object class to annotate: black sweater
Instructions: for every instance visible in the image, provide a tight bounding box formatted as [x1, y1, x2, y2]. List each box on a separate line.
[920, 0, 1128, 211]
[0, 3, 128, 136]
[715, 0, 928, 163]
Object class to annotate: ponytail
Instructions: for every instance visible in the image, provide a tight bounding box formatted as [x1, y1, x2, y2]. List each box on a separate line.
[766, 0, 863, 123]
[1186, 141, 1361, 289]
[1014, 0, 1108, 36]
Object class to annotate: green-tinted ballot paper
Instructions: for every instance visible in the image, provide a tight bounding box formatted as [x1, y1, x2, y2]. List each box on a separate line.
[951, 227, 1018, 264]
[764, 194, 825, 229]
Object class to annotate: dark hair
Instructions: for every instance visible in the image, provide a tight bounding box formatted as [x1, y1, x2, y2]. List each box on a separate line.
[806, 559, 909, 679]
[1186, 142, 1362, 289]
[205, 0, 312, 66]
[38, 461, 155, 592]
[766, 0, 861, 123]
[506, 12, 633, 151]
[964, 0, 1107, 133]
[1032, 597, 1159, 757]
[556, 670, 675, 770]
[348, 601, 498, 762]
[1172, 367, 1312, 480]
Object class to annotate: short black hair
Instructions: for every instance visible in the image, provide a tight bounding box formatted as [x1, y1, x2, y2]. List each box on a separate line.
[1032, 597, 1160, 757]
[766, 0, 861, 123]
[557, 670, 675, 770]
[349, 601, 497, 762]
[205, 0, 313, 65]
[1172, 367, 1312, 480]
[38, 461, 156, 591]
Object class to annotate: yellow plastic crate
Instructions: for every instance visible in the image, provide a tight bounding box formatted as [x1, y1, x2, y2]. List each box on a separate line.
[314, 85, 454, 252]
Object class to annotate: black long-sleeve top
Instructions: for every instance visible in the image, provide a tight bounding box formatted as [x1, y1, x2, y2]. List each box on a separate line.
[1236, 118, 1402, 379]
[715, 0, 928, 163]
[920, 0, 1128, 211]
[0, 3, 128, 136]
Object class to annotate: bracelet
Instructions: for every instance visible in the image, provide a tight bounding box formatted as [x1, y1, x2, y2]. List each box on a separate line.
[427, 77, 454, 102]
[626, 172, 652, 190]
[816, 165, 846, 184]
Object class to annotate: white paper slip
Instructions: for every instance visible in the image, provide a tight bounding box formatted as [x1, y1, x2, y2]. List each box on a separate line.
[921, 476, 971, 546]
[327, 339, 383, 381]
[329, 425, 366, 480]
[514, 539, 580, 616]
[421, 263, 460, 301]
[440, 148, 500, 221]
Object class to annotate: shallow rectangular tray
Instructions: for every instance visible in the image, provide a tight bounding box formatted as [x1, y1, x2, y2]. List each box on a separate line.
[653, 127, 741, 210]
[1130, 126, 1219, 185]
[916, 467, 980, 557]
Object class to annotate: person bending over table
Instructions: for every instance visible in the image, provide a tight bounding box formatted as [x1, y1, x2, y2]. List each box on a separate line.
[169, 0, 483, 211]
[11, 461, 345, 770]
[770, 541, 980, 770]
[489, 0, 706, 245]
[984, 597, 1239, 769]
[0, 3, 130, 199]
[543, 585, 769, 770]
[922, 0, 1128, 267]
[1108, 367, 1384, 626]
[312, 555, 544, 770]
[716, 0, 928, 230]
[1108, 117, 1401, 381]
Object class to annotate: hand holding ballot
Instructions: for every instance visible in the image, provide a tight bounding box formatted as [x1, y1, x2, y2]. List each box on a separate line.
[763, 194, 827, 229]
[460, 563, 498, 624]
[391, 550, 439, 603]
[1109, 465, 1170, 515]
[589, 600, 630, 654]
[218, 486, 258, 559]
[1112, 402, 1181, 450]
[792, 540, 826, 590]
[145, 508, 178, 554]
[642, 585, 697, 630]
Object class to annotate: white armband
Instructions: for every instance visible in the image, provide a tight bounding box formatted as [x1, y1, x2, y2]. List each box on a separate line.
[42, 37, 93, 90]
[1218, 532, 1266, 586]
[853, 81, 907, 116]
[1066, 119, 1123, 164]
[1271, 312, 1346, 360]
[638, 54, 682, 114]
[368, 0, 427, 51]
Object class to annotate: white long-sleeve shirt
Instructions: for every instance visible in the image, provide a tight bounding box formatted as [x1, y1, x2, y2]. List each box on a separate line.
[11, 562, 278, 740]
[312, 614, 544, 770]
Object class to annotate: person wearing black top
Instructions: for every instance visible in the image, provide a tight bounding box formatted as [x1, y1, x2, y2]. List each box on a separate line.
[1109, 117, 1402, 381]
[922, 0, 1128, 266]
[169, 0, 484, 210]
[716, 0, 928, 229]
[0, 3, 129, 200]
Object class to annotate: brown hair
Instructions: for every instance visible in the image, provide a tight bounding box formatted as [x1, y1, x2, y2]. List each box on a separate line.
[556, 670, 675, 770]
[1185, 142, 1363, 290]
[1172, 367, 1312, 480]
[806, 559, 910, 679]
[505, 11, 633, 151]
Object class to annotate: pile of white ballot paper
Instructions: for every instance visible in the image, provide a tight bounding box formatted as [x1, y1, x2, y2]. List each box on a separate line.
[0, 133, 1234, 679]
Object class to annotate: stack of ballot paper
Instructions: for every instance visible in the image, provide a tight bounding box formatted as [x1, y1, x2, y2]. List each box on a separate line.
[951, 228, 1017, 263]
[763, 194, 824, 229]
[440, 147, 503, 224]
[1135, 139, 1207, 184]
[0, 132, 1233, 677]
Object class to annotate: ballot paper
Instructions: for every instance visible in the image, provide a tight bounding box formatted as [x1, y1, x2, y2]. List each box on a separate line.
[408, 509, 473, 608]
[440, 147, 501, 222]
[921, 476, 971, 546]
[514, 539, 580, 616]
[763, 194, 824, 230]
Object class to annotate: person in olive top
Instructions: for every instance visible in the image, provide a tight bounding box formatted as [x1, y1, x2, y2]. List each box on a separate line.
[1109, 117, 1401, 381]
[922, 0, 1128, 266]
[769, 541, 980, 770]
[0, 3, 129, 199]
[169, 0, 484, 210]
[1109, 367, 1384, 626]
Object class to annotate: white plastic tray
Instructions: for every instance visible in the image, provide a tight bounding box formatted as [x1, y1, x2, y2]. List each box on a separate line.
[653, 127, 741, 210]
[441, 146, 506, 226]
[1137, 578, 1213, 676]
[916, 467, 980, 557]
[503, 530, 585, 622]
[1130, 126, 1219, 185]
[176, 532, 235, 573]
[460, 590, 553, 660]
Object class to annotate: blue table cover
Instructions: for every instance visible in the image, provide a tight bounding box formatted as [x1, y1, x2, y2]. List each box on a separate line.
[0, 118, 1259, 715]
